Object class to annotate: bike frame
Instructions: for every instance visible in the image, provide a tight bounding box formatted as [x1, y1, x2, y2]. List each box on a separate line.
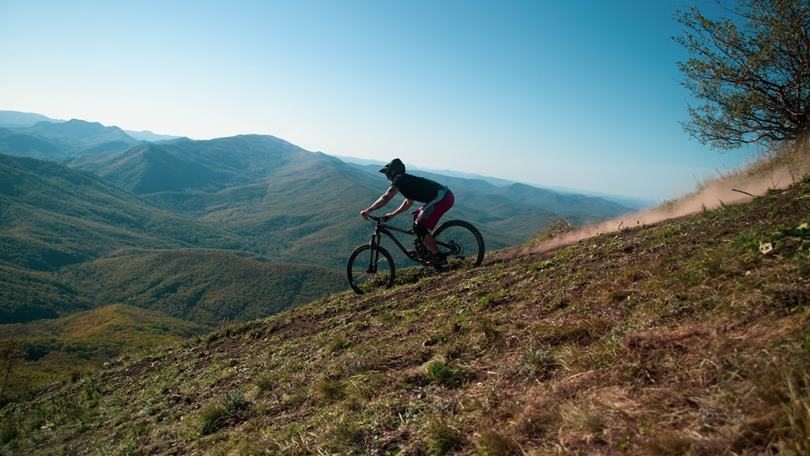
[366, 219, 418, 273]
[365, 216, 457, 273]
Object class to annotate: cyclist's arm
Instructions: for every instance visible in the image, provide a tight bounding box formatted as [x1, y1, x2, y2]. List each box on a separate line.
[362, 186, 399, 215]
[385, 198, 413, 219]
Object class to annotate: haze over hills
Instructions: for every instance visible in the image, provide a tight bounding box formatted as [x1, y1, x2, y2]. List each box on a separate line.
[339, 155, 657, 209]
[0, 111, 60, 129]
[73, 137, 582, 265]
[0, 111, 182, 160]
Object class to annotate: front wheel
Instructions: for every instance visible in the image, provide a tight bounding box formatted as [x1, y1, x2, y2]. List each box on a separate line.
[346, 245, 396, 294]
[433, 220, 485, 267]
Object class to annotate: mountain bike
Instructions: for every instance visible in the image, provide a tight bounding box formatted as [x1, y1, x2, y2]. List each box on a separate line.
[347, 214, 485, 294]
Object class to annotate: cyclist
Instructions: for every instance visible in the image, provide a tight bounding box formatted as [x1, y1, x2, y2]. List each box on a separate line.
[360, 158, 454, 265]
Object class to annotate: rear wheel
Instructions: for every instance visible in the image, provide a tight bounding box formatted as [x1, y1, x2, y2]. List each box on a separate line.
[433, 220, 485, 267]
[346, 245, 396, 294]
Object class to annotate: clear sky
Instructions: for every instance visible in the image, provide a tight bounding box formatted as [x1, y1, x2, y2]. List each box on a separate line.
[0, 0, 758, 200]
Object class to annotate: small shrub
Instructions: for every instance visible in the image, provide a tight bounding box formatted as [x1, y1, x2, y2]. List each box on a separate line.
[474, 317, 504, 347]
[426, 419, 464, 455]
[476, 431, 519, 455]
[199, 403, 226, 435]
[326, 336, 349, 353]
[0, 419, 17, 444]
[330, 416, 365, 449]
[254, 374, 274, 393]
[223, 392, 248, 414]
[521, 348, 558, 380]
[426, 361, 468, 388]
[315, 379, 345, 403]
[198, 392, 248, 434]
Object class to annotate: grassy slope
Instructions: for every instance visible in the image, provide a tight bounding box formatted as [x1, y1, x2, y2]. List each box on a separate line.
[60, 249, 348, 325]
[0, 304, 207, 398]
[4, 180, 809, 454]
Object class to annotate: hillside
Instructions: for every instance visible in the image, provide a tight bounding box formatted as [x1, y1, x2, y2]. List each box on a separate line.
[60, 249, 347, 325]
[0, 304, 207, 401]
[0, 153, 241, 271]
[3, 176, 807, 454]
[0, 261, 90, 323]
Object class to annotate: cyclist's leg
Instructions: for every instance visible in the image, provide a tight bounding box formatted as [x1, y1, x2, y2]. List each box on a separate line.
[414, 189, 454, 255]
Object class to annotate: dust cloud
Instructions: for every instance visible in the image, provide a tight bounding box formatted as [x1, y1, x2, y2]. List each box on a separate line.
[491, 142, 810, 262]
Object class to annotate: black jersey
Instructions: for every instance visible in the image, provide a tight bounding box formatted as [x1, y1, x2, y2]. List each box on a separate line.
[391, 173, 444, 203]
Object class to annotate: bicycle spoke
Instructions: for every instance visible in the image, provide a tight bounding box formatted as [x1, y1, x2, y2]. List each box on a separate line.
[348, 245, 394, 294]
[434, 222, 484, 267]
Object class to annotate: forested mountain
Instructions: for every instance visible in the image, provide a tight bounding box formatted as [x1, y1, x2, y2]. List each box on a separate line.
[0, 154, 344, 325]
[0, 153, 240, 271]
[61, 249, 345, 325]
[0, 113, 632, 269]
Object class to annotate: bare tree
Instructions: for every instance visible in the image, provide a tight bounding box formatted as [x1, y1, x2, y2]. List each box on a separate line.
[676, 0, 810, 149]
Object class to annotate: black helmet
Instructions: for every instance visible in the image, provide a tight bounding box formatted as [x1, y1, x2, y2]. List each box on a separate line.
[379, 158, 405, 178]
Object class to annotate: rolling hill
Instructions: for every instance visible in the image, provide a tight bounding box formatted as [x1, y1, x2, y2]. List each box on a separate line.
[0, 154, 347, 327]
[61, 249, 346, 325]
[0, 261, 89, 323]
[0, 153, 241, 271]
[2, 173, 807, 454]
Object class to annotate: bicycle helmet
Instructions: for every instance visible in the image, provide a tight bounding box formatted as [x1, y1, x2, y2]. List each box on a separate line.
[379, 158, 405, 178]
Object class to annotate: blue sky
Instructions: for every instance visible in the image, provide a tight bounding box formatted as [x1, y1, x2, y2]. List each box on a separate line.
[0, 0, 758, 200]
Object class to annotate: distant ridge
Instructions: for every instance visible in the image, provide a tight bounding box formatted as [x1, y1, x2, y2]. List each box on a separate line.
[0, 110, 63, 128]
[124, 129, 183, 142]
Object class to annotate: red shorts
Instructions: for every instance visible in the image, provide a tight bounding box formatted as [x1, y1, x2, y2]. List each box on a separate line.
[414, 188, 454, 231]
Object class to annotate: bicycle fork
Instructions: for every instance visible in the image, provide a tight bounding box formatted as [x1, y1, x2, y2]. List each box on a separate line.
[367, 233, 380, 274]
